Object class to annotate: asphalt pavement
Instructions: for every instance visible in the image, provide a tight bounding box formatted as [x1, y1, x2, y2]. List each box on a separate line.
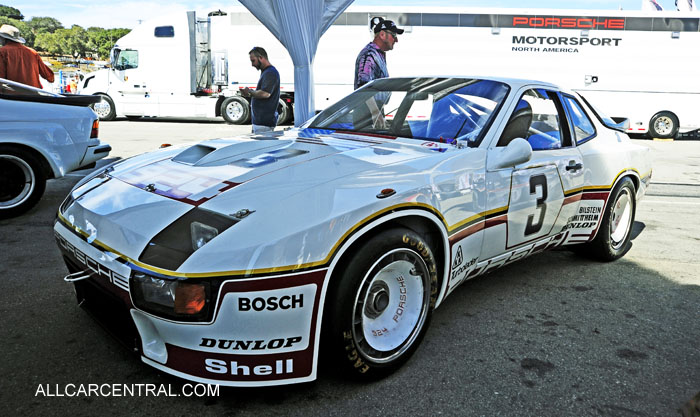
[0, 119, 698, 416]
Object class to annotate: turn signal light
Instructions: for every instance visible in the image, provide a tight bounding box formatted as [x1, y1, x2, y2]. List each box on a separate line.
[90, 119, 99, 138]
[174, 283, 206, 314]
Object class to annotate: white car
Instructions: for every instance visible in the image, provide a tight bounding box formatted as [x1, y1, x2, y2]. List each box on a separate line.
[54, 76, 651, 387]
[0, 78, 111, 218]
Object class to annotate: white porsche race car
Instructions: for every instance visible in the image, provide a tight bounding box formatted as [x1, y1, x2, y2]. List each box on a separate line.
[54, 77, 651, 387]
[1, 78, 111, 218]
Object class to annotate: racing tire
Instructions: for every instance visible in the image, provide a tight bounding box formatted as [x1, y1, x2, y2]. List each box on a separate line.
[0, 145, 47, 219]
[221, 96, 250, 124]
[277, 99, 291, 125]
[325, 228, 439, 379]
[91, 94, 116, 121]
[648, 111, 679, 139]
[578, 177, 636, 261]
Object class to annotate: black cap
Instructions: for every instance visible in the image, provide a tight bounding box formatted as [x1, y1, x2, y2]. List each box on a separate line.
[373, 19, 404, 35]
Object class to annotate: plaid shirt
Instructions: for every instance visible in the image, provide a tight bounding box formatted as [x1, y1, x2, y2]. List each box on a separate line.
[354, 42, 387, 89]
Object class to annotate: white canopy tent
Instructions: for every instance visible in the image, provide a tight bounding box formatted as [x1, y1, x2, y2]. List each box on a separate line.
[239, 0, 355, 126]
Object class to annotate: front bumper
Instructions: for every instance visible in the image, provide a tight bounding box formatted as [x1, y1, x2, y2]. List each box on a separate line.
[54, 220, 327, 387]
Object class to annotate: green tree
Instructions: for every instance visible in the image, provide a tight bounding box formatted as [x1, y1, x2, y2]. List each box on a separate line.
[0, 4, 23, 20]
[28, 16, 63, 34]
[34, 31, 63, 55]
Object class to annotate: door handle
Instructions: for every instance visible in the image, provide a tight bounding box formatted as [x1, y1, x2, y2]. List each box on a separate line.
[566, 161, 582, 171]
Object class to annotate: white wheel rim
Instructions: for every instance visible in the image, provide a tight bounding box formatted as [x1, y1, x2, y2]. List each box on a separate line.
[610, 188, 633, 249]
[93, 100, 111, 118]
[0, 155, 35, 208]
[352, 248, 431, 363]
[226, 101, 244, 120]
[653, 116, 674, 136]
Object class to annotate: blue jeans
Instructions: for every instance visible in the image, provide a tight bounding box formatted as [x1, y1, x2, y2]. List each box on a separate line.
[252, 124, 274, 134]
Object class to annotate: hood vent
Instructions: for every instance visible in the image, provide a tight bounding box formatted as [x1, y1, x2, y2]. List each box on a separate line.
[172, 145, 217, 165]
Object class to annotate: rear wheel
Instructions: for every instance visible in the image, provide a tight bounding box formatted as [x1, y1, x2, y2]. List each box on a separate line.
[325, 228, 438, 379]
[0, 146, 47, 218]
[648, 111, 679, 139]
[577, 177, 636, 261]
[277, 98, 291, 125]
[221, 96, 250, 124]
[91, 94, 116, 121]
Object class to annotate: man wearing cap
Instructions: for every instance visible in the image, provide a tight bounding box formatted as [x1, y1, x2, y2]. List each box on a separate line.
[354, 18, 404, 90]
[0, 24, 55, 89]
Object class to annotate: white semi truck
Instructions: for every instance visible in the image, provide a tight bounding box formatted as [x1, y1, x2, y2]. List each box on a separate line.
[80, 6, 700, 138]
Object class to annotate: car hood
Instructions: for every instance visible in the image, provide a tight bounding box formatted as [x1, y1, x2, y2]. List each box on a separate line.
[61, 128, 462, 273]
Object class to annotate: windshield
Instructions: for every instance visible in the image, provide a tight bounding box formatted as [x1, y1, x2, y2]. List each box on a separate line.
[309, 77, 509, 146]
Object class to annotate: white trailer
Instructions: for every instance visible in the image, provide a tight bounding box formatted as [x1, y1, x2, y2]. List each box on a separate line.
[80, 6, 700, 137]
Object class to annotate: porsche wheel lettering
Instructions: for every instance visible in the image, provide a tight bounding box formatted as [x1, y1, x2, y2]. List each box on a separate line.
[393, 275, 408, 323]
[238, 294, 304, 311]
[199, 336, 302, 350]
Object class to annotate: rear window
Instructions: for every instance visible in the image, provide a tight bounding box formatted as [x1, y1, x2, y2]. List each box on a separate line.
[562, 95, 596, 145]
[154, 26, 174, 37]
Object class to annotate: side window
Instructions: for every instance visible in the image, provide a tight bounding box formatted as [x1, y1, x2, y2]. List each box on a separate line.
[498, 88, 567, 150]
[154, 26, 175, 37]
[562, 95, 596, 145]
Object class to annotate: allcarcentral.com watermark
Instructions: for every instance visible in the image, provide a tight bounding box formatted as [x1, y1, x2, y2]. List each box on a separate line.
[35, 383, 220, 397]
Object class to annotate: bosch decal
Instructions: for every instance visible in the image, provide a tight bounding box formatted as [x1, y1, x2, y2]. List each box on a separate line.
[238, 294, 304, 311]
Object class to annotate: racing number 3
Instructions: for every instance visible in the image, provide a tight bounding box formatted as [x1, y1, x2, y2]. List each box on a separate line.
[525, 174, 547, 236]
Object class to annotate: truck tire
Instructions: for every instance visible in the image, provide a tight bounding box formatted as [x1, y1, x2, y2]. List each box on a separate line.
[91, 94, 116, 121]
[221, 97, 250, 124]
[0, 145, 47, 219]
[277, 99, 291, 125]
[648, 111, 679, 139]
[324, 228, 438, 379]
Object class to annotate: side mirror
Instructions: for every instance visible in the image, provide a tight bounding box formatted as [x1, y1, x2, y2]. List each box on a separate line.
[489, 138, 533, 169]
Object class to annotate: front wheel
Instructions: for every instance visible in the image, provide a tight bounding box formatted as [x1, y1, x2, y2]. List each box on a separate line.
[578, 177, 636, 261]
[91, 94, 116, 121]
[325, 228, 438, 379]
[0, 145, 47, 218]
[221, 96, 250, 124]
[648, 111, 679, 139]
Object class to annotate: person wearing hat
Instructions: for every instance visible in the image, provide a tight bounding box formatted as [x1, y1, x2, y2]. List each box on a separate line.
[0, 24, 55, 89]
[354, 18, 404, 90]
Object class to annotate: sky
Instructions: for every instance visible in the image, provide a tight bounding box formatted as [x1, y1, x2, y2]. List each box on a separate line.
[8, 1, 691, 29]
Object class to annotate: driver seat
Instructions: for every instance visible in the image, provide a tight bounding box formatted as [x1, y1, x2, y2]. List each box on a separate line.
[497, 99, 532, 147]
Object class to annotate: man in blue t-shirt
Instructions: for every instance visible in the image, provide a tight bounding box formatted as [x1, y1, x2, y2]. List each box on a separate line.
[242, 47, 280, 133]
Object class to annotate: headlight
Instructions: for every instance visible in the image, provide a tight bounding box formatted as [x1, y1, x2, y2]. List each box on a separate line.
[131, 273, 211, 321]
[191, 221, 219, 250]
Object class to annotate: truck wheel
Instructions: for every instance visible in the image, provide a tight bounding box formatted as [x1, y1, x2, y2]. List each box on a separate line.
[0, 146, 47, 219]
[277, 99, 291, 125]
[325, 228, 438, 379]
[648, 111, 679, 139]
[576, 178, 636, 262]
[91, 94, 116, 121]
[221, 97, 250, 124]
